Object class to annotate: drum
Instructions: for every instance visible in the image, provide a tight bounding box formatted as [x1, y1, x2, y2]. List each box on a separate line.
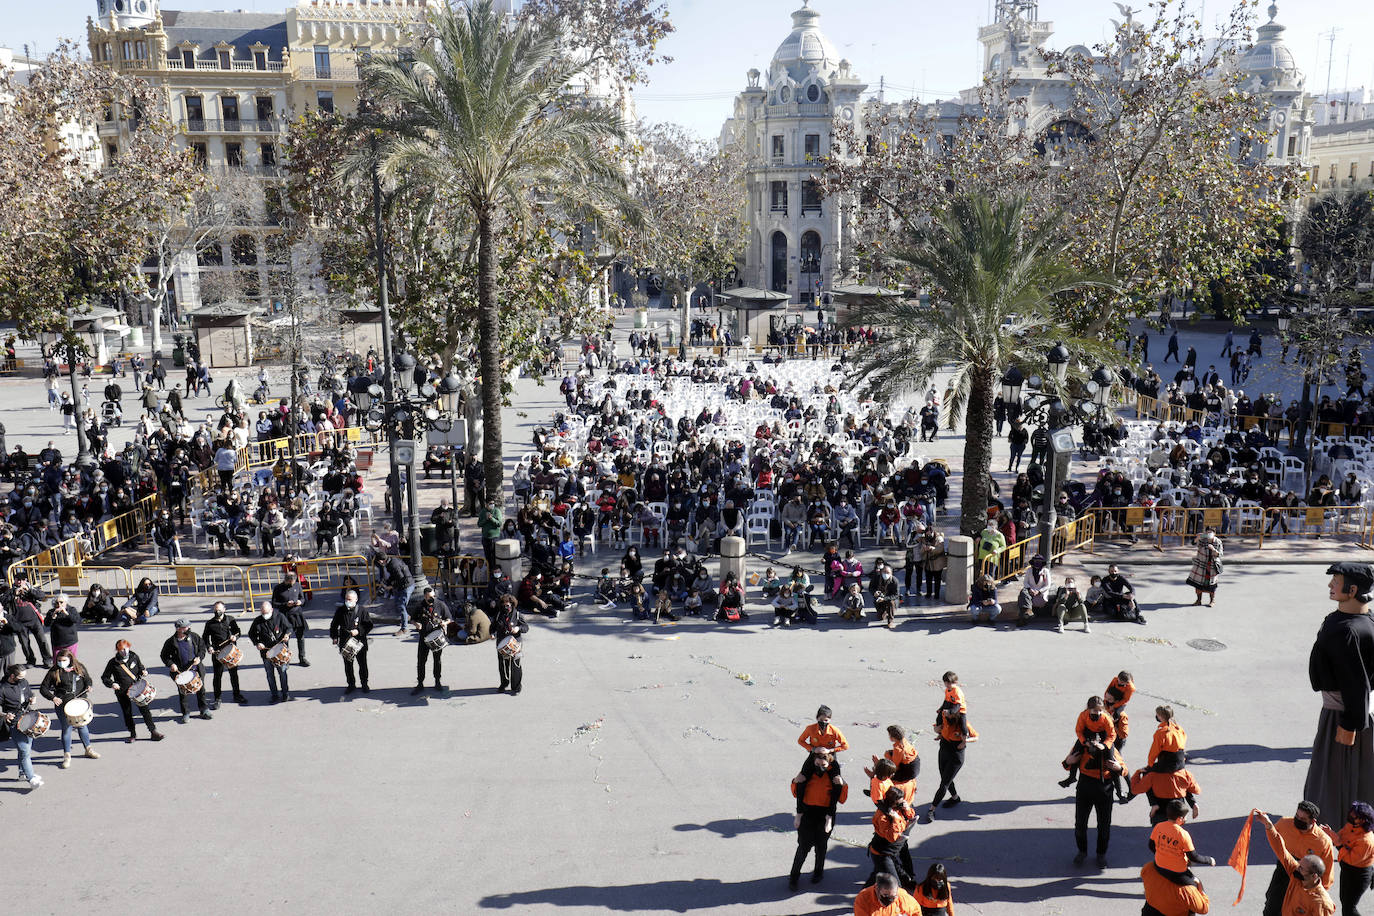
[267, 641, 292, 667]
[424, 629, 449, 651]
[175, 670, 203, 695]
[127, 678, 157, 707]
[16, 710, 49, 738]
[340, 637, 363, 661]
[63, 698, 93, 728]
[214, 643, 242, 669]
[497, 635, 521, 659]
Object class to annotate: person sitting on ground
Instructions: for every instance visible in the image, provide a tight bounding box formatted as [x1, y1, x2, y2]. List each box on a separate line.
[1052, 576, 1090, 634]
[1101, 563, 1144, 624]
[1016, 553, 1052, 627]
[968, 574, 999, 624]
[118, 577, 160, 626]
[771, 584, 797, 627]
[716, 571, 746, 622]
[1084, 575, 1105, 616]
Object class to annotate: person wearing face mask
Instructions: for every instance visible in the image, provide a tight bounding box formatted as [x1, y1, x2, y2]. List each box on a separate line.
[202, 602, 247, 708]
[1016, 554, 1052, 627]
[159, 619, 211, 724]
[913, 863, 956, 915]
[9, 576, 53, 668]
[1, 663, 44, 789]
[852, 872, 918, 915]
[46, 595, 79, 658]
[80, 583, 117, 625]
[39, 648, 100, 767]
[412, 587, 450, 694]
[870, 562, 900, 629]
[788, 747, 849, 892]
[1334, 802, 1374, 916]
[1260, 801, 1336, 916]
[100, 639, 164, 743]
[1060, 696, 1117, 789]
[866, 785, 917, 889]
[329, 588, 373, 695]
[248, 601, 293, 704]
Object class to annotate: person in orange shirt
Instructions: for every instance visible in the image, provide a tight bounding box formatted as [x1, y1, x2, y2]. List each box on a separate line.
[1335, 801, 1374, 916]
[1125, 759, 1203, 825]
[912, 863, 955, 914]
[1149, 799, 1216, 884]
[797, 705, 849, 811]
[789, 748, 848, 890]
[1104, 670, 1134, 750]
[1073, 734, 1124, 866]
[929, 703, 977, 821]
[867, 724, 919, 804]
[865, 758, 897, 806]
[1258, 809, 1338, 916]
[1060, 696, 1117, 788]
[1147, 706, 1188, 771]
[854, 873, 920, 915]
[1140, 860, 1211, 916]
[867, 786, 916, 888]
[1262, 801, 1337, 916]
[942, 671, 966, 714]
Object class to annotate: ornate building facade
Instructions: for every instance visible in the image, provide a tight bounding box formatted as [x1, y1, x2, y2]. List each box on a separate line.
[723, 1, 1315, 302]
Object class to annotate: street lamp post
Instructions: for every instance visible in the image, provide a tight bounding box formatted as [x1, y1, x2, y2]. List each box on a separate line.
[1003, 343, 1077, 559]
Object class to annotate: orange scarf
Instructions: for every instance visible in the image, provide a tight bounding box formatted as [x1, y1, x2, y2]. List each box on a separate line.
[1229, 811, 1256, 905]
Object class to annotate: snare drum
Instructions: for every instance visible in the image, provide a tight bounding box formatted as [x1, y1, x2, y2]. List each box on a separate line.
[340, 637, 363, 661]
[267, 641, 292, 667]
[63, 698, 93, 728]
[497, 635, 521, 659]
[174, 670, 203, 695]
[127, 678, 157, 707]
[424, 629, 449, 651]
[16, 710, 49, 738]
[214, 643, 242, 669]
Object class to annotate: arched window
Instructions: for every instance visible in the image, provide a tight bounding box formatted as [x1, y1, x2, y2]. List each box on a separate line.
[771, 231, 788, 294]
[799, 231, 822, 295]
[1034, 119, 1093, 165]
[231, 235, 258, 266]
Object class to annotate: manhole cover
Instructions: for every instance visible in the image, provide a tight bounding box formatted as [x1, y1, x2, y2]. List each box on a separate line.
[1187, 638, 1227, 652]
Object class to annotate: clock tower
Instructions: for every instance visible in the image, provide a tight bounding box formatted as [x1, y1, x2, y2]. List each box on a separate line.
[96, 0, 157, 31]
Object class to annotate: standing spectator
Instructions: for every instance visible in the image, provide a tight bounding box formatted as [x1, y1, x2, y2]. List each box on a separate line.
[1164, 329, 1180, 363]
[1185, 527, 1223, 607]
[1007, 419, 1029, 472]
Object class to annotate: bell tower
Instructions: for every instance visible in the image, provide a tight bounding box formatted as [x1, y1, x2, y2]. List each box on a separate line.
[96, 0, 158, 31]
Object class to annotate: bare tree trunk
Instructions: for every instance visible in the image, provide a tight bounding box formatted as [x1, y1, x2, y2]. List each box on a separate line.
[477, 210, 504, 512]
[958, 365, 996, 538]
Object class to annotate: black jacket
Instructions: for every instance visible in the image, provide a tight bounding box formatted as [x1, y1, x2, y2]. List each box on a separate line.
[0, 677, 34, 716]
[202, 614, 242, 651]
[47, 607, 79, 648]
[160, 632, 208, 673]
[329, 603, 374, 646]
[414, 597, 451, 637]
[39, 665, 94, 705]
[81, 592, 118, 623]
[101, 651, 149, 690]
[248, 614, 291, 655]
[271, 581, 307, 625]
[380, 557, 413, 592]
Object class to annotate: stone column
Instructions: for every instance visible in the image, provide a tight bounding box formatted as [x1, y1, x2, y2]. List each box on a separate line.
[719, 536, 746, 590]
[945, 535, 974, 604]
[495, 538, 522, 581]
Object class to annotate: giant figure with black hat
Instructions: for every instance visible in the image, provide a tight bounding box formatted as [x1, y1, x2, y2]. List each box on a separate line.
[1305, 562, 1374, 825]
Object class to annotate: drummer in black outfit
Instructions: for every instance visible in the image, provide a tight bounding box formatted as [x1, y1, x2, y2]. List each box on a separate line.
[100, 639, 165, 743]
[492, 594, 529, 696]
[413, 587, 451, 694]
[270, 571, 310, 667]
[248, 602, 292, 704]
[159, 618, 211, 724]
[329, 589, 373, 695]
[38, 648, 100, 765]
[202, 602, 247, 708]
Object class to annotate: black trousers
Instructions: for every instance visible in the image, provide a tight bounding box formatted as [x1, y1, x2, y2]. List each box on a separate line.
[1074, 777, 1114, 855]
[866, 840, 913, 887]
[498, 651, 523, 692]
[1341, 861, 1372, 916]
[116, 692, 158, 735]
[291, 623, 309, 661]
[176, 671, 208, 715]
[932, 739, 965, 806]
[1263, 863, 1288, 916]
[343, 645, 369, 688]
[418, 642, 443, 683]
[791, 806, 831, 880]
[211, 658, 241, 699]
[19, 621, 51, 666]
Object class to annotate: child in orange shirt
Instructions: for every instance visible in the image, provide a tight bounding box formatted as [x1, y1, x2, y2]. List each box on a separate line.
[866, 724, 919, 803]
[1336, 801, 1374, 915]
[1103, 670, 1134, 749]
[1147, 705, 1187, 771]
[1148, 799, 1215, 885]
[864, 758, 896, 806]
[942, 671, 966, 714]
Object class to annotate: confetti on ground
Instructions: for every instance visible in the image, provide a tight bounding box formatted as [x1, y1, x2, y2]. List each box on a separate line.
[852, 721, 881, 729]
[553, 717, 612, 794]
[683, 726, 726, 742]
[1139, 691, 1216, 716]
[867, 665, 905, 674]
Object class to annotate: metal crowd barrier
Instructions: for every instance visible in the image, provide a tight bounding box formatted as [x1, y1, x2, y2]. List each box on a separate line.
[243, 554, 375, 610]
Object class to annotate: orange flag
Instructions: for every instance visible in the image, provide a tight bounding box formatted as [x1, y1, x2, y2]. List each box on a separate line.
[1229, 811, 1254, 905]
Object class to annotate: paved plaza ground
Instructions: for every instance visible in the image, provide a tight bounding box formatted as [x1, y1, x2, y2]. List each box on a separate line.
[0, 308, 1370, 914]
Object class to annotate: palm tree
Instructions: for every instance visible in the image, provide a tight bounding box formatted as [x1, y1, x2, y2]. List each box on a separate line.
[363, 0, 633, 511]
[846, 193, 1117, 537]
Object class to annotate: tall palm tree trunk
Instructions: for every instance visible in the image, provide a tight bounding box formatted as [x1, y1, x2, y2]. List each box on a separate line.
[959, 365, 997, 537]
[476, 209, 505, 511]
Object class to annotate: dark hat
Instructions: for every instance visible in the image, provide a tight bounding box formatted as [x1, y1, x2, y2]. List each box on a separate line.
[1327, 562, 1374, 593]
[174, 618, 191, 629]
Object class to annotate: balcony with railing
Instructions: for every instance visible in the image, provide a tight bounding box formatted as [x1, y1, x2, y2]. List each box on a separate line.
[294, 64, 359, 81]
[165, 57, 286, 72]
[180, 118, 285, 134]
